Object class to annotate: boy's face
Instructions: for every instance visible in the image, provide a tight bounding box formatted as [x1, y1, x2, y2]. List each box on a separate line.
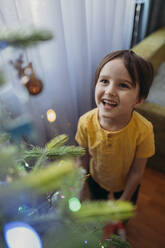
[95, 58, 143, 124]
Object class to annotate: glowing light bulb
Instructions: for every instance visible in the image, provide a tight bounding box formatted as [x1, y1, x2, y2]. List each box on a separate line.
[4, 222, 42, 248]
[46, 109, 56, 122]
[69, 197, 81, 212]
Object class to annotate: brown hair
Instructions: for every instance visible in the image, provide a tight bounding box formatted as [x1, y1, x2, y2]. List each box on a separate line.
[94, 50, 154, 100]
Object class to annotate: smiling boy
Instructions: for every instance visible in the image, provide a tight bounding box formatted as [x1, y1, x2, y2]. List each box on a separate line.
[76, 50, 155, 203]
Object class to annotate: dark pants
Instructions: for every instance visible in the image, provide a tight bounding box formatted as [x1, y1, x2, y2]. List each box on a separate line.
[87, 175, 140, 205]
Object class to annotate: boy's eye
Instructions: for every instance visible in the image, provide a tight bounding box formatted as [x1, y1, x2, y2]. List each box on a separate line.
[100, 79, 108, 84]
[119, 83, 130, 88]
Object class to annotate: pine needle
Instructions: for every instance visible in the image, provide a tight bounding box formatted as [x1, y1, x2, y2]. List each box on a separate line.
[0, 28, 53, 48]
[104, 234, 132, 248]
[47, 146, 85, 158]
[24, 146, 45, 160]
[46, 134, 68, 151]
[72, 200, 135, 222]
[0, 159, 75, 198]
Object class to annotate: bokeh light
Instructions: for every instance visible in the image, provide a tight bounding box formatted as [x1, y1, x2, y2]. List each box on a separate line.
[46, 109, 56, 122]
[4, 222, 42, 248]
[21, 75, 30, 85]
[69, 197, 81, 212]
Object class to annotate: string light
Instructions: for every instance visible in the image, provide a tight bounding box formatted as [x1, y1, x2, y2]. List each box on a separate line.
[25, 162, 29, 168]
[4, 222, 42, 248]
[18, 206, 25, 213]
[68, 197, 81, 212]
[46, 109, 56, 122]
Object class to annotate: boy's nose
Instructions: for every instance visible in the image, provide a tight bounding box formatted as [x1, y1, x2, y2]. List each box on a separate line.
[105, 83, 117, 96]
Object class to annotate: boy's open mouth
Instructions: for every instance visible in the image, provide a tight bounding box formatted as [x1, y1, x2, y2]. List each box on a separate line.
[101, 99, 118, 107]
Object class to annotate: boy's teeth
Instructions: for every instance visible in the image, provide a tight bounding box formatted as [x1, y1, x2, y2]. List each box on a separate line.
[103, 100, 117, 106]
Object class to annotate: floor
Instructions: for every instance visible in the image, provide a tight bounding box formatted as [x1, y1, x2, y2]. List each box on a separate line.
[126, 167, 165, 248]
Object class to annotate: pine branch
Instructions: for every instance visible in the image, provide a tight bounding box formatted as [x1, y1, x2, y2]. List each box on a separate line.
[47, 146, 85, 159]
[103, 235, 132, 248]
[23, 146, 45, 160]
[72, 200, 135, 222]
[0, 28, 53, 48]
[0, 132, 10, 143]
[32, 153, 47, 172]
[23, 134, 85, 171]
[46, 134, 68, 150]
[0, 159, 76, 199]
[0, 71, 4, 86]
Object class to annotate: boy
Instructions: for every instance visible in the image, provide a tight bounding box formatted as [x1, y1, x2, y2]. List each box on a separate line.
[75, 50, 155, 204]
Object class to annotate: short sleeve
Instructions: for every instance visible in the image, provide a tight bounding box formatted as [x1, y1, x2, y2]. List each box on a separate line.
[136, 126, 155, 158]
[75, 117, 88, 148]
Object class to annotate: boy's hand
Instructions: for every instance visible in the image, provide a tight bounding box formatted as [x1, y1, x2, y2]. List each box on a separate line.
[117, 195, 127, 202]
[76, 147, 90, 171]
[107, 192, 115, 200]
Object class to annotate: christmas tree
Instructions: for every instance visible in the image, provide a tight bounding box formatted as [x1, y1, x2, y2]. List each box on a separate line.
[0, 28, 134, 248]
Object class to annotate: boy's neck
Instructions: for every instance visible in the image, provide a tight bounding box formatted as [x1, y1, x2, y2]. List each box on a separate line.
[98, 113, 133, 131]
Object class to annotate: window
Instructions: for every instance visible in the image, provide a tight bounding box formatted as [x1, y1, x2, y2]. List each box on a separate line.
[131, 0, 151, 47]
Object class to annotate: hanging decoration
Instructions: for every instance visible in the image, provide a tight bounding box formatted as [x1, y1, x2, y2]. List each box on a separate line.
[10, 54, 43, 95]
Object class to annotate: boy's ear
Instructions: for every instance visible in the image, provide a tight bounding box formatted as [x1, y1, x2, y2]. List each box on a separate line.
[135, 97, 145, 107]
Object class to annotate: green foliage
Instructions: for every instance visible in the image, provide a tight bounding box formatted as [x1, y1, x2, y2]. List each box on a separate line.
[73, 201, 135, 222]
[0, 28, 53, 48]
[0, 71, 5, 86]
[47, 145, 86, 158]
[0, 136, 133, 247]
[0, 132, 10, 144]
[103, 235, 132, 248]
[0, 159, 76, 198]
[23, 134, 85, 170]
[24, 145, 45, 160]
[0, 144, 23, 180]
[46, 134, 68, 150]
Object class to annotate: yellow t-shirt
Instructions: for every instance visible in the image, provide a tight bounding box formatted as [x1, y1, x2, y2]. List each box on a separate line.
[75, 108, 155, 192]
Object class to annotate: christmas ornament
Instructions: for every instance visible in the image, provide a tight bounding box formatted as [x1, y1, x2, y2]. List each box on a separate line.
[25, 74, 43, 95]
[10, 55, 43, 95]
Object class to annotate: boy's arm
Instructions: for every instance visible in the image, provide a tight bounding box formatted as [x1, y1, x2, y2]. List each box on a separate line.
[119, 157, 147, 201]
[76, 148, 90, 173]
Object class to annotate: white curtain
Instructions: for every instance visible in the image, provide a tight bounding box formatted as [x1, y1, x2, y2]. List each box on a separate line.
[0, 0, 135, 145]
